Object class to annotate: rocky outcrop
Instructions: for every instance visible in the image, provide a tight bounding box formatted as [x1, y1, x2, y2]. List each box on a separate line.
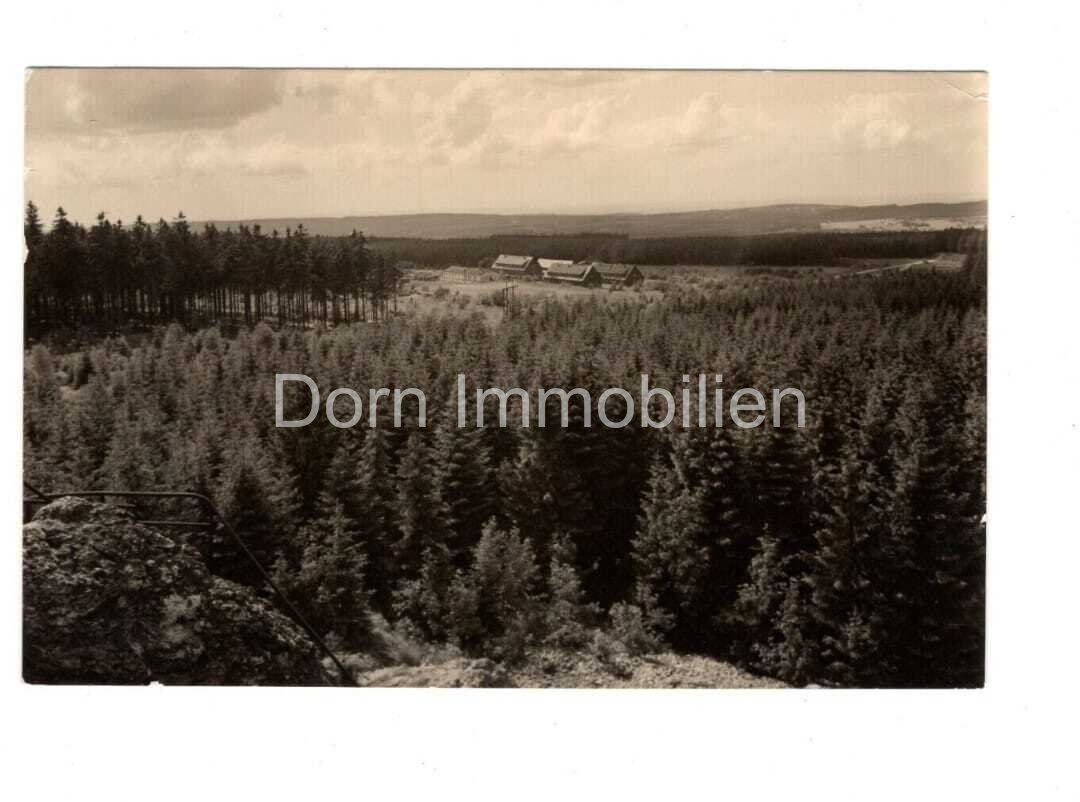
[357, 658, 513, 688]
[351, 650, 787, 688]
[23, 497, 337, 685]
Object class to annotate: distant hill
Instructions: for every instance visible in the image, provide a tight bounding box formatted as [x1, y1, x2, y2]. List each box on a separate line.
[202, 201, 986, 239]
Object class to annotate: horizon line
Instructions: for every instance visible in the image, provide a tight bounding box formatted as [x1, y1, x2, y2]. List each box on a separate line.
[195, 198, 988, 222]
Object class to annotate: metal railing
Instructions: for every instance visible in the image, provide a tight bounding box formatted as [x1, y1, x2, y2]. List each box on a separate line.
[23, 481, 358, 687]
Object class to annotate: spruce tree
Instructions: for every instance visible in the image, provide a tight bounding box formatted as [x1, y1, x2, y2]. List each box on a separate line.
[287, 498, 371, 647]
[393, 430, 446, 579]
[448, 522, 542, 661]
[633, 451, 712, 647]
[884, 379, 985, 687]
[214, 435, 300, 588]
[544, 534, 601, 648]
[354, 428, 397, 609]
[68, 373, 116, 487]
[432, 397, 495, 566]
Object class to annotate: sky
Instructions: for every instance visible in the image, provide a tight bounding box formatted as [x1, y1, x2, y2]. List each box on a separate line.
[25, 69, 987, 223]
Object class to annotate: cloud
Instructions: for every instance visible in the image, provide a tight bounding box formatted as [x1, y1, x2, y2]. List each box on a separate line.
[832, 93, 913, 150]
[287, 72, 379, 116]
[27, 69, 287, 135]
[668, 92, 763, 150]
[528, 96, 619, 157]
[24, 70, 988, 220]
[831, 86, 988, 159]
[832, 91, 950, 151]
[418, 78, 494, 153]
[628, 92, 766, 153]
[27, 126, 312, 203]
[407, 76, 504, 170]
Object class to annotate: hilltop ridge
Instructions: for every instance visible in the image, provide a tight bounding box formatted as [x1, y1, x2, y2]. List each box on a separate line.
[202, 200, 987, 239]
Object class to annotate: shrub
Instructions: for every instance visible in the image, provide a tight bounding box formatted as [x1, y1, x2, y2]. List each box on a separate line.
[69, 351, 94, 388]
[607, 587, 672, 656]
[274, 501, 371, 648]
[446, 521, 542, 662]
[543, 539, 601, 648]
[363, 612, 461, 667]
[589, 631, 635, 678]
[479, 289, 506, 308]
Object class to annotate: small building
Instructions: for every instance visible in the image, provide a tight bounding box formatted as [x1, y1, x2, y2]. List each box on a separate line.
[492, 254, 543, 279]
[593, 262, 645, 287]
[444, 266, 488, 282]
[543, 261, 603, 287]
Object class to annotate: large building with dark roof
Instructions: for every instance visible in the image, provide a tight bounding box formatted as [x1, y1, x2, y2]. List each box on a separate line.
[593, 262, 645, 287]
[542, 261, 603, 287]
[492, 254, 543, 279]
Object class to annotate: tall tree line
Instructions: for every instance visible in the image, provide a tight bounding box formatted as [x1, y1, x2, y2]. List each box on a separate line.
[24, 260, 986, 687]
[370, 228, 987, 269]
[24, 203, 401, 337]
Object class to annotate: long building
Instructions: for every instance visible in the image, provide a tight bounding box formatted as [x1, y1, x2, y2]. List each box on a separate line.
[542, 261, 603, 287]
[492, 254, 543, 279]
[593, 262, 645, 287]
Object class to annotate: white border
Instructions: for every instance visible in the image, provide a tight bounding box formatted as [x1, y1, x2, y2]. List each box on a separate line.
[4, 2, 1079, 799]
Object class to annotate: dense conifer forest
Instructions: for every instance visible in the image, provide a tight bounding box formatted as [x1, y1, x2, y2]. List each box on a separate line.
[23, 200, 986, 341]
[369, 227, 985, 270]
[22, 203, 400, 338]
[22, 203, 986, 687]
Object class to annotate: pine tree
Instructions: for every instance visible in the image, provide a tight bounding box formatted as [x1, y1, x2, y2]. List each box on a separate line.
[883, 379, 985, 687]
[607, 584, 673, 656]
[24, 345, 61, 457]
[502, 434, 560, 568]
[799, 371, 905, 685]
[633, 451, 712, 647]
[433, 400, 495, 565]
[543, 534, 601, 647]
[752, 576, 817, 685]
[100, 399, 170, 492]
[393, 430, 446, 579]
[394, 542, 458, 643]
[24, 202, 44, 320]
[633, 424, 747, 651]
[42, 207, 84, 324]
[750, 413, 811, 554]
[733, 531, 793, 667]
[286, 499, 371, 647]
[68, 373, 116, 487]
[447, 522, 542, 661]
[353, 428, 397, 609]
[214, 435, 300, 588]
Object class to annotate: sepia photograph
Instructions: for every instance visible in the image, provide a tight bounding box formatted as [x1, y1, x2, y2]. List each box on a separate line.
[21, 67, 988, 689]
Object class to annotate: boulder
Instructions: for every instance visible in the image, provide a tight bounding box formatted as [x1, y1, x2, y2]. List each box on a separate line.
[23, 497, 337, 686]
